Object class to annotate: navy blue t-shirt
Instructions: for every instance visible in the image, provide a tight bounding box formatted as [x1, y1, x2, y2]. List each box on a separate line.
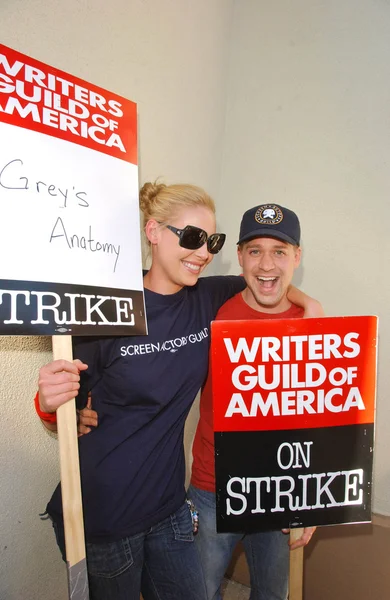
[47, 275, 245, 543]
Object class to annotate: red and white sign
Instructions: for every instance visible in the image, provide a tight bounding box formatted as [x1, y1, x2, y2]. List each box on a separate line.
[212, 316, 377, 532]
[0, 44, 146, 335]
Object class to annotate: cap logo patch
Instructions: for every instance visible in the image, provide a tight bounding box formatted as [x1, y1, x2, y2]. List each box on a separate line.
[255, 204, 283, 225]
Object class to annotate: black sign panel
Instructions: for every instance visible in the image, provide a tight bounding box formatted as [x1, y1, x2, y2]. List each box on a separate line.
[215, 424, 373, 532]
[0, 279, 146, 335]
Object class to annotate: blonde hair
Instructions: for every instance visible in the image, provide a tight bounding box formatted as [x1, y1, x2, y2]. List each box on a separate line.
[139, 181, 215, 244]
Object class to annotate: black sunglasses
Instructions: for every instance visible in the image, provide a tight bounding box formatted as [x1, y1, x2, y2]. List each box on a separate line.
[166, 225, 226, 254]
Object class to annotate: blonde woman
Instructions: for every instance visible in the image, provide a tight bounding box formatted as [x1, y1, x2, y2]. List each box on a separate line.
[37, 182, 319, 600]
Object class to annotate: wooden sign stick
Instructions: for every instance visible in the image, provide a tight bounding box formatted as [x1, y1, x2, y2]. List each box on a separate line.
[52, 335, 89, 600]
[289, 527, 304, 600]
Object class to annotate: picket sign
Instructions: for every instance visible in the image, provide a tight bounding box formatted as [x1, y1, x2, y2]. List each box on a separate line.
[0, 44, 146, 599]
[289, 528, 304, 600]
[212, 315, 378, 600]
[52, 336, 89, 599]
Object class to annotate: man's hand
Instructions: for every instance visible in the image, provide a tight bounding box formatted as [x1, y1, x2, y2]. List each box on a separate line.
[282, 526, 316, 551]
[77, 393, 98, 437]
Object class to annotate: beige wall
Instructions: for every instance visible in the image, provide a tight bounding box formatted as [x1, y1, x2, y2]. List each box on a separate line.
[216, 0, 390, 515]
[303, 515, 390, 600]
[0, 1, 233, 598]
[220, 1, 390, 597]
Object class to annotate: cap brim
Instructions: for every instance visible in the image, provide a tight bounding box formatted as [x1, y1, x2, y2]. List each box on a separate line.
[237, 229, 299, 246]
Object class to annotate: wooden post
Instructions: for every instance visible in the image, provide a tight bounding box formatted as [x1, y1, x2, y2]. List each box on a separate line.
[52, 336, 89, 600]
[289, 527, 304, 600]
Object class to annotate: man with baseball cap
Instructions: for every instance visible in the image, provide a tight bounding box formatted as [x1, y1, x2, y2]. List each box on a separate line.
[189, 203, 317, 600]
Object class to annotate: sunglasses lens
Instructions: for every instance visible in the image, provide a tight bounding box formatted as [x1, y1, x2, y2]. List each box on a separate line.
[207, 233, 226, 254]
[177, 226, 226, 254]
[180, 226, 207, 250]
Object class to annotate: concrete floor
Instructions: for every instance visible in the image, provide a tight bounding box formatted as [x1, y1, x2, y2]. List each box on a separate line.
[222, 578, 250, 600]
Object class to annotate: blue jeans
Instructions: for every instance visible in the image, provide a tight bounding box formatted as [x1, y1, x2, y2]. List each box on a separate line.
[52, 501, 207, 600]
[188, 485, 288, 600]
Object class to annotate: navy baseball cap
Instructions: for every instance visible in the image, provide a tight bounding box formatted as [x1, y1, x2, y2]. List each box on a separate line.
[237, 204, 301, 246]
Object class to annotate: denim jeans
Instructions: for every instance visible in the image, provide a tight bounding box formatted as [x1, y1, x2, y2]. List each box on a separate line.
[52, 501, 207, 600]
[188, 485, 288, 600]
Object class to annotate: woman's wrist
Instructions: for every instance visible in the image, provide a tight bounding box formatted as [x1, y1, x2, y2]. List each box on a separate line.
[34, 392, 57, 423]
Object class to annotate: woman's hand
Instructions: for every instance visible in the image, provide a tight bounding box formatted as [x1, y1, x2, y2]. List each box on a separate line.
[38, 359, 88, 414]
[287, 286, 325, 318]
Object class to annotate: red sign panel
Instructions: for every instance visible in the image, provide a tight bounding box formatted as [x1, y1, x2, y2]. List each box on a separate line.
[213, 316, 377, 432]
[0, 44, 137, 164]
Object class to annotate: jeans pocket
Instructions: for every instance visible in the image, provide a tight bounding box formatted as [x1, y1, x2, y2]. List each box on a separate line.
[87, 538, 133, 578]
[170, 501, 194, 542]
